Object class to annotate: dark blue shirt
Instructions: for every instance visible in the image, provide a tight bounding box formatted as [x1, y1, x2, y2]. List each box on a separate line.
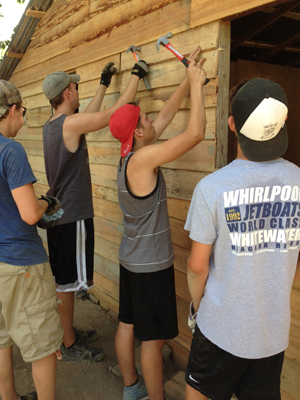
[0, 134, 48, 266]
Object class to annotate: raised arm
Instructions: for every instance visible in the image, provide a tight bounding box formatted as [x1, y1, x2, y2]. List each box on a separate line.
[187, 241, 212, 311]
[129, 56, 207, 174]
[63, 73, 140, 139]
[84, 62, 117, 113]
[152, 46, 202, 141]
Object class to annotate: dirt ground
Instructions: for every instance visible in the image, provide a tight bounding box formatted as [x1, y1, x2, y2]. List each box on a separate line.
[13, 294, 181, 400]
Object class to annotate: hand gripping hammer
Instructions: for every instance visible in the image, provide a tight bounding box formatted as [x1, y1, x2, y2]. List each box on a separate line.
[126, 45, 151, 90]
[156, 33, 210, 85]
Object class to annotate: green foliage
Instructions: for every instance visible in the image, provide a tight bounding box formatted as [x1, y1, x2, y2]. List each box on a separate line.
[0, 0, 26, 62]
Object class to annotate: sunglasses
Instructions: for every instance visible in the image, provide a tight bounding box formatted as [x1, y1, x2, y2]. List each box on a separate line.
[8, 104, 27, 117]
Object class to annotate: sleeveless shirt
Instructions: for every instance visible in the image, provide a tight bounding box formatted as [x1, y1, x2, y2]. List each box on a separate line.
[117, 152, 174, 273]
[43, 114, 94, 225]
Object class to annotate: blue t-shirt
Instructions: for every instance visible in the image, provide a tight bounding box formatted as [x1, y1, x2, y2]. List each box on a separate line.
[0, 134, 48, 266]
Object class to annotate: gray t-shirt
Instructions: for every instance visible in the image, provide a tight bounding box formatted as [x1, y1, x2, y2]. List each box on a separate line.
[185, 158, 300, 358]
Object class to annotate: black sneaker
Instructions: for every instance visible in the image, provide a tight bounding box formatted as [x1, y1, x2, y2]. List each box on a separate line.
[57, 340, 105, 363]
[20, 392, 37, 400]
[73, 327, 98, 344]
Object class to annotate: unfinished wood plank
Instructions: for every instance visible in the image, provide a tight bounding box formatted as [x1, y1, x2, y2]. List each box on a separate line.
[121, 21, 220, 70]
[94, 216, 123, 245]
[89, 284, 119, 313]
[165, 338, 190, 370]
[93, 271, 119, 301]
[190, 0, 276, 27]
[70, 0, 189, 48]
[170, 217, 192, 250]
[281, 356, 300, 399]
[167, 198, 190, 221]
[175, 269, 191, 302]
[11, 0, 191, 87]
[94, 253, 119, 285]
[285, 324, 300, 366]
[17, 126, 43, 141]
[27, 155, 45, 173]
[174, 244, 190, 274]
[163, 140, 215, 172]
[93, 196, 123, 224]
[121, 50, 219, 93]
[163, 168, 209, 201]
[92, 184, 119, 203]
[6, 52, 24, 59]
[14, 35, 70, 74]
[161, 109, 217, 141]
[21, 141, 44, 157]
[26, 106, 52, 127]
[90, 164, 118, 188]
[88, 142, 120, 166]
[95, 235, 120, 264]
[33, 182, 49, 197]
[26, 10, 46, 18]
[216, 21, 230, 168]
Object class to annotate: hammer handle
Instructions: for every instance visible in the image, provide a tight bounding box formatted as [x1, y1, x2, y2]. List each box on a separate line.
[164, 44, 210, 85]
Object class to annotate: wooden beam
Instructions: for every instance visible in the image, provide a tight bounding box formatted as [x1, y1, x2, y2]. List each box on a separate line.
[256, 30, 300, 61]
[26, 9, 46, 19]
[6, 52, 24, 59]
[231, 0, 300, 50]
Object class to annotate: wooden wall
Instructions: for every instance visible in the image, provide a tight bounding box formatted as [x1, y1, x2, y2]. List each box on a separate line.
[9, 0, 230, 368]
[230, 59, 300, 400]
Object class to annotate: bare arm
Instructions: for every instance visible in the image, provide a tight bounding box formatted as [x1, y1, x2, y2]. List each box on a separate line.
[294, 253, 300, 282]
[63, 74, 139, 147]
[187, 241, 212, 311]
[84, 85, 107, 113]
[152, 46, 202, 141]
[11, 183, 48, 225]
[128, 57, 207, 185]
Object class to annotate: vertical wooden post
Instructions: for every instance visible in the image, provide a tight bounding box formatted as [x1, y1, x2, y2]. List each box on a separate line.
[215, 21, 231, 169]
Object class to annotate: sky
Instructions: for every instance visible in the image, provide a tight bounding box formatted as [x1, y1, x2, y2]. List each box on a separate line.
[0, 0, 30, 42]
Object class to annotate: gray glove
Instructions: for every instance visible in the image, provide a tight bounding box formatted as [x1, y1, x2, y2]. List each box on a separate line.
[188, 301, 197, 333]
[37, 195, 64, 229]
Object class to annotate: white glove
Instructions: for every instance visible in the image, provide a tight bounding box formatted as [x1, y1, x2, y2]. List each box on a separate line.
[188, 301, 197, 333]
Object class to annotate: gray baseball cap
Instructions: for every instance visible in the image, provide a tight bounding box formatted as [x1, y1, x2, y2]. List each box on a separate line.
[43, 71, 80, 100]
[0, 80, 23, 118]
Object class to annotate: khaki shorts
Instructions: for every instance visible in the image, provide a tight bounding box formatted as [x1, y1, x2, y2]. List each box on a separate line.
[0, 262, 63, 362]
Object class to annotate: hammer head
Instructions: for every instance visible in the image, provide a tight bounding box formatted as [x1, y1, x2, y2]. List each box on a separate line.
[156, 32, 173, 52]
[126, 45, 141, 54]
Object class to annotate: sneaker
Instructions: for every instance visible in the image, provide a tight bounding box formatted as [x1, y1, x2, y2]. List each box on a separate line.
[58, 340, 105, 363]
[123, 379, 148, 400]
[20, 392, 37, 400]
[73, 327, 98, 344]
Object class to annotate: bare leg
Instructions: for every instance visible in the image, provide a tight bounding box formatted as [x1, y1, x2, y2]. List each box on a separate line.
[185, 383, 209, 400]
[32, 353, 57, 400]
[141, 339, 165, 400]
[0, 346, 18, 400]
[56, 291, 76, 347]
[115, 322, 137, 386]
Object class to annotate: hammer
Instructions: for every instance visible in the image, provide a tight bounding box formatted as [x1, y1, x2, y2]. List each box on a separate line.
[126, 45, 151, 90]
[156, 33, 210, 85]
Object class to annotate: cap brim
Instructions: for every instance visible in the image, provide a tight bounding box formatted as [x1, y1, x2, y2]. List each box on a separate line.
[120, 135, 134, 157]
[237, 124, 288, 162]
[70, 74, 81, 83]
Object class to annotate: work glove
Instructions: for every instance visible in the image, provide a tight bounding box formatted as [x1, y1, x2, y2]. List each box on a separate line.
[131, 60, 148, 79]
[188, 301, 197, 333]
[100, 62, 117, 87]
[37, 208, 64, 229]
[37, 195, 64, 229]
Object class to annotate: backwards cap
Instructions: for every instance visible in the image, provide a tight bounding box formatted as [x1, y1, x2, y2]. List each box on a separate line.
[43, 71, 80, 100]
[0, 80, 22, 118]
[109, 104, 140, 157]
[232, 78, 288, 162]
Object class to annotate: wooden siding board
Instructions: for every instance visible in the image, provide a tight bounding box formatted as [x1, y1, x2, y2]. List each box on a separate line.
[190, 0, 276, 27]
[215, 21, 230, 168]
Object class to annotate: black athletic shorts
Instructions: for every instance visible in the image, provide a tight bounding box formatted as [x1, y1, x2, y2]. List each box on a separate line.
[118, 264, 178, 341]
[47, 219, 94, 292]
[185, 325, 284, 400]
